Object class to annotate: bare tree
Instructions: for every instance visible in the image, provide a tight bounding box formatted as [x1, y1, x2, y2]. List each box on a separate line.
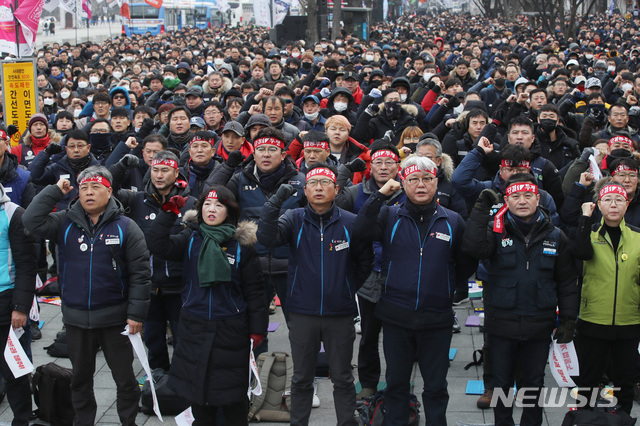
[518, 0, 598, 40]
[302, 0, 319, 45]
[332, 0, 341, 40]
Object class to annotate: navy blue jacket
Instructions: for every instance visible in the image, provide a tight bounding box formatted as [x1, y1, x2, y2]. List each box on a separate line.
[22, 185, 150, 328]
[257, 202, 373, 316]
[353, 193, 476, 329]
[148, 210, 268, 326]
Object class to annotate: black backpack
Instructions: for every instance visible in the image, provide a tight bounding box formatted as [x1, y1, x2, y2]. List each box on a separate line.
[140, 368, 189, 416]
[44, 331, 69, 358]
[32, 362, 75, 426]
[357, 389, 420, 426]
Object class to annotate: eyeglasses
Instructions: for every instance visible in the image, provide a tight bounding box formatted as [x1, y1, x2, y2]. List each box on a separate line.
[204, 110, 221, 116]
[113, 95, 126, 100]
[405, 176, 435, 185]
[94, 101, 109, 107]
[67, 143, 88, 150]
[255, 146, 280, 154]
[616, 172, 638, 180]
[372, 160, 398, 167]
[600, 198, 627, 205]
[306, 179, 334, 188]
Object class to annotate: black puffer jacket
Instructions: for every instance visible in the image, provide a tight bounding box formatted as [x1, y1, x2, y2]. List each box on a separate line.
[148, 214, 267, 406]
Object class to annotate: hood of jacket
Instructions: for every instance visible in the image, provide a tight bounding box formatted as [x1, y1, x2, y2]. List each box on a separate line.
[182, 212, 258, 246]
[0, 181, 11, 205]
[327, 87, 355, 110]
[439, 153, 455, 182]
[109, 86, 131, 110]
[375, 102, 418, 118]
[202, 77, 233, 96]
[22, 128, 63, 147]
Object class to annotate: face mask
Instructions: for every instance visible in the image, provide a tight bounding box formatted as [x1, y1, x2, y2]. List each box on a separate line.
[89, 76, 99, 84]
[494, 78, 506, 88]
[178, 72, 189, 80]
[321, 44, 327, 50]
[334, 102, 348, 112]
[60, 91, 70, 99]
[126, 56, 133, 62]
[622, 83, 634, 92]
[214, 58, 224, 66]
[74, 70, 81, 77]
[400, 94, 407, 102]
[304, 111, 319, 121]
[595, 70, 606, 78]
[585, 54, 593, 60]
[326, 70, 337, 81]
[423, 72, 435, 82]
[292, 52, 300, 58]
[89, 132, 112, 151]
[404, 142, 417, 152]
[335, 41, 342, 46]
[281, 58, 287, 65]
[302, 62, 312, 70]
[164, 75, 174, 81]
[74, 109, 81, 118]
[78, 81, 88, 89]
[88, 96, 93, 102]
[539, 118, 557, 133]
[385, 101, 402, 120]
[113, 71, 122, 79]
[453, 104, 464, 115]
[365, 54, 374, 61]
[608, 66, 616, 72]
[44, 98, 54, 106]
[193, 50, 200, 55]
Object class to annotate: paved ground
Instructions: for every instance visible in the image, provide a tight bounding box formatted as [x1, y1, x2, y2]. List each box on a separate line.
[0, 293, 635, 425]
[36, 23, 122, 48]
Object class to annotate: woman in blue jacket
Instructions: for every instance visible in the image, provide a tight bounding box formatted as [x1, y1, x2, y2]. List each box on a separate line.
[148, 185, 268, 426]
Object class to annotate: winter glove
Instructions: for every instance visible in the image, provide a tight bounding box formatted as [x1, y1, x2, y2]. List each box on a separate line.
[553, 318, 576, 344]
[140, 117, 155, 133]
[382, 130, 395, 144]
[250, 333, 264, 348]
[365, 103, 380, 116]
[318, 78, 331, 89]
[45, 143, 64, 156]
[579, 147, 597, 163]
[6, 125, 18, 137]
[369, 88, 383, 98]
[345, 158, 367, 174]
[119, 154, 140, 169]
[447, 95, 461, 110]
[473, 189, 500, 214]
[269, 184, 295, 206]
[226, 150, 244, 168]
[161, 90, 174, 101]
[320, 88, 331, 98]
[162, 195, 187, 215]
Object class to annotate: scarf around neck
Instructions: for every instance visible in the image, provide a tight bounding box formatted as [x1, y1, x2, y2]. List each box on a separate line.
[197, 222, 237, 287]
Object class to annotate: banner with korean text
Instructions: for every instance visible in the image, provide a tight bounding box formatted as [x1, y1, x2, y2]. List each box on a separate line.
[1, 59, 38, 147]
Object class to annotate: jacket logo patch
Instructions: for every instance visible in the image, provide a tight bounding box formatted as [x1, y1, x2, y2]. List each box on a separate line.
[543, 248, 557, 255]
[543, 240, 557, 248]
[105, 238, 120, 245]
[501, 238, 513, 247]
[242, 185, 258, 191]
[288, 180, 301, 186]
[330, 239, 348, 251]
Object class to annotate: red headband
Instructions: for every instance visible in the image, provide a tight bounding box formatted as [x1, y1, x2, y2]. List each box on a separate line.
[190, 135, 214, 146]
[151, 159, 178, 169]
[372, 150, 399, 162]
[600, 184, 628, 200]
[501, 159, 531, 169]
[306, 167, 336, 182]
[303, 140, 329, 150]
[609, 135, 633, 147]
[403, 163, 436, 179]
[0, 130, 7, 140]
[206, 190, 218, 200]
[254, 137, 285, 150]
[612, 164, 638, 176]
[79, 175, 111, 188]
[505, 182, 539, 196]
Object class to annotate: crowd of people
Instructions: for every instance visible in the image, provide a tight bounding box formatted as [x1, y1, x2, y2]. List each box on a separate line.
[0, 8, 639, 426]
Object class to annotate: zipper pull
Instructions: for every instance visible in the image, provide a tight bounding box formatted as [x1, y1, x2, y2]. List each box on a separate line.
[91, 243, 94, 252]
[420, 214, 423, 223]
[112, 259, 117, 271]
[526, 261, 530, 270]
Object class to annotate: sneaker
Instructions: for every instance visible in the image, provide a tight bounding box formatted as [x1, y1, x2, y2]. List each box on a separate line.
[31, 322, 42, 340]
[452, 316, 461, 333]
[477, 389, 493, 409]
[452, 291, 469, 305]
[354, 316, 362, 334]
[312, 379, 320, 408]
[357, 387, 377, 400]
[269, 297, 276, 315]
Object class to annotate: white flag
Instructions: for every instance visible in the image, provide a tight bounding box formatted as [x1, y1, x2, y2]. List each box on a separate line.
[4, 327, 33, 379]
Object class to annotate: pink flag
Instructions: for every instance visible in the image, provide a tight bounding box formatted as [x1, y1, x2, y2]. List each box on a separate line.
[82, 0, 91, 19]
[0, 0, 45, 56]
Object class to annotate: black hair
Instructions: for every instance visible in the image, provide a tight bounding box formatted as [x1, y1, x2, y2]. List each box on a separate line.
[504, 172, 537, 187]
[195, 185, 240, 226]
[142, 134, 168, 149]
[167, 105, 191, 122]
[507, 115, 535, 133]
[369, 141, 400, 159]
[501, 144, 533, 164]
[66, 129, 90, 143]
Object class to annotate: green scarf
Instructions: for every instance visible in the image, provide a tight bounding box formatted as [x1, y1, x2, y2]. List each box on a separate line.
[163, 77, 181, 90]
[197, 223, 237, 287]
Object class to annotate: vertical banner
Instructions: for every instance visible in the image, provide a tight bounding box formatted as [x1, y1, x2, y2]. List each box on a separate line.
[81, 0, 91, 18]
[1, 59, 38, 147]
[144, 0, 162, 8]
[253, 0, 270, 27]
